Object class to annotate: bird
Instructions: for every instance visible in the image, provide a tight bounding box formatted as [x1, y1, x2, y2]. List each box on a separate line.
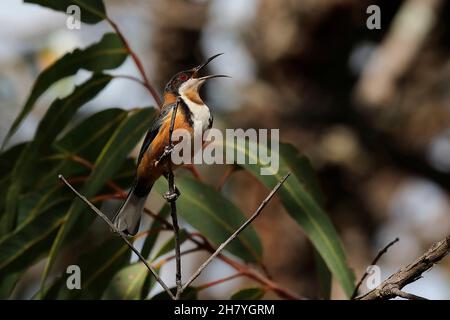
[113, 53, 228, 236]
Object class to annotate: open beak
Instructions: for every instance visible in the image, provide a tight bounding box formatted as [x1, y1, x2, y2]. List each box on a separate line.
[192, 53, 230, 80]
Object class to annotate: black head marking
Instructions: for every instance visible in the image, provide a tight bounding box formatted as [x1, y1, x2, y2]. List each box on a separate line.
[164, 70, 194, 94]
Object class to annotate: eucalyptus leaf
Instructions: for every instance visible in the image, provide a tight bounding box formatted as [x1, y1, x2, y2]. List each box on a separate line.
[41, 107, 156, 295]
[231, 287, 265, 300]
[2, 33, 126, 147]
[3, 74, 112, 235]
[24, 0, 107, 24]
[54, 237, 130, 299]
[102, 262, 149, 300]
[155, 176, 262, 263]
[218, 138, 355, 297]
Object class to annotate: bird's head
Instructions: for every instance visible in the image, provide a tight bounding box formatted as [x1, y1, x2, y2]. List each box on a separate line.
[164, 53, 228, 101]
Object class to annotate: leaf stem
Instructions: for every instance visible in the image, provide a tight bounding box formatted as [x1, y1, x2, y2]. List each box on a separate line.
[196, 273, 245, 291]
[106, 17, 162, 108]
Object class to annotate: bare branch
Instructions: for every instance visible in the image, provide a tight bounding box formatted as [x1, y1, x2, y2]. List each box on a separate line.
[351, 237, 399, 299]
[356, 235, 450, 300]
[58, 174, 175, 300]
[161, 99, 182, 299]
[106, 17, 162, 108]
[391, 288, 427, 300]
[180, 172, 291, 294]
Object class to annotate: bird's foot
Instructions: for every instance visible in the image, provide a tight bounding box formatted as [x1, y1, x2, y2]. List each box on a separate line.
[164, 186, 180, 202]
[156, 144, 174, 166]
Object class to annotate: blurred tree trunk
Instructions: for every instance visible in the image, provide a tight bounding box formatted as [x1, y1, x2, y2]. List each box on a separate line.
[149, 0, 210, 91]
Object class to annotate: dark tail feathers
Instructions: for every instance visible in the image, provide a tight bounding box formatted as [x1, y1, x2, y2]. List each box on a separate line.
[112, 183, 153, 236]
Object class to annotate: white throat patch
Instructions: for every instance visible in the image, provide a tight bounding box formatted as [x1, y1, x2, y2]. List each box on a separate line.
[179, 78, 211, 132]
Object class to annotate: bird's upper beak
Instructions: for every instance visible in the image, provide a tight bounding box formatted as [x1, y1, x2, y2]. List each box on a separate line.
[192, 53, 230, 81]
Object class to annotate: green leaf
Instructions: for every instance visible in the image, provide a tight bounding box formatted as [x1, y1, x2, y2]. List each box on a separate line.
[0, 143, 27, 177]
[0, 143, 27, 217]
[155, 176, 262, 263]
[2, 33, 127, 147]
[56, 108, 127, 160]
[282, 144, 332, 298]
[0, 199, 70, 282]
[314, 250, 331, 299]
[36, 108, 127, 188]
[41, 107, 156, 294]
[17, 183, 71, 225]
[0, 272, 22, 299]
[140, 205, 170, 259]
[102, 262, 150, 300]
[54, 237, 131, 299]
[219, 138, 355, 297]
[231, 287, 265, 300]
[2, 74, 112, 235]
[24, 0, 107, 24]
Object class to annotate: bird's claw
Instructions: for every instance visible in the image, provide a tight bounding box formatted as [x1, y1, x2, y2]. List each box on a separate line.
[164, 186, 180, 202]
[156, 144, 174, 166]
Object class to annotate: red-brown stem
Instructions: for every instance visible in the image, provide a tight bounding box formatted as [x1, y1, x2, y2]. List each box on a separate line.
[106, 17, 162, 108]
[112, 74, 153, 96]
[91, 193, 124, 203]
[201, 240, 303, 300]
[196, 273, 245, 291]
[216, 165, 237, 191]
[184, 164, 203, 181]
[154, 247, 201, 269]
[69, 155, 127, 197]
[134, 227, 169, 240]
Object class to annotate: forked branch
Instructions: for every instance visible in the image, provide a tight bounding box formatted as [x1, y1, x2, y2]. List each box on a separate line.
[58, 174, 175, 300]
[356, 235, 450, 300]
[180, 172, 291, 294]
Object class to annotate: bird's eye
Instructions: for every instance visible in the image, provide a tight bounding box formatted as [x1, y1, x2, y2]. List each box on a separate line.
[179, 74, 188, 81]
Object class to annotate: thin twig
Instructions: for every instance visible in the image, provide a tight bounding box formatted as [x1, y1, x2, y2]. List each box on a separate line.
[351, 237, 399, 299]
[58, 174, 175, 300]
[180, 172, 291, 294]
[196, 273, 245, 290]
[106, 17, 162, 108]
[356, 235, 450, 300]
[216, 165, 238, 191]
[111, 74, 155, 96]
[391, 288, 427, 300]
[154, 247, 201, 269]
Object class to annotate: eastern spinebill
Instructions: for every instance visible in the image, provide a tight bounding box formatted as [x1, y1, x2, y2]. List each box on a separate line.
[113, 53, 228, 236]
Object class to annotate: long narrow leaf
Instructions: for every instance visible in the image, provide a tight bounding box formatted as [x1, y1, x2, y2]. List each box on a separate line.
[155, 176, 263, 263]
[24, 0, 107, 24]
[2, 33, 126, 147]
[40, 107, 155, 295]
[219, 138, 355, 296]
[2, 74, 112, 235]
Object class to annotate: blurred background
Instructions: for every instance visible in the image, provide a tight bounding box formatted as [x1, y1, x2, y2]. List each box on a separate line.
[1, 0, 449, 299]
